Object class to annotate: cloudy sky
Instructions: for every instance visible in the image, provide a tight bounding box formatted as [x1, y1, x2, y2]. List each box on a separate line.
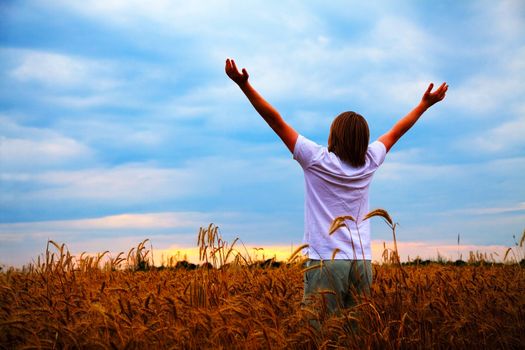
[1, 0, 524, 266]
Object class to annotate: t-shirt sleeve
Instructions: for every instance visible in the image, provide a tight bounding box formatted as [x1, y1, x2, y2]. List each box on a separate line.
[293, 135, 323, 169]
[367, 141, 387, 168]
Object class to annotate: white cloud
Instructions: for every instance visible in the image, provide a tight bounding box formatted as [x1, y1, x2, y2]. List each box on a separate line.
[8, 49, 119, 90]
[28, 164, 208, 202]
[288, 110, 332, 135]
[1, 137, 91, 164]
[46, 0, 438, 105]
[1, 151, 300, 206]
[239, 15, 437, 104]
[0, 117, 94, 170]
[444, 2, 525, 116]
[445, 202, 525, 216]
[376, 154, 525, 185]
[50, 0, 319, 37]
[2, 48, 170, 111]
[367, 16, 433, 63]
[385, 148, 425, 163]
[377, 161, 461, 181]
[471, 0, 525, 44]
[460, 114, 525, 153]
[0, 211, 212, 234]
[45, 95, 114, 108]
[448, 71, 525, 114]
[55, 118, 168, 148]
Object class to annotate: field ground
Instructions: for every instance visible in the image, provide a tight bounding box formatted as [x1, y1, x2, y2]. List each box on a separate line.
[1, 238, 524, 349]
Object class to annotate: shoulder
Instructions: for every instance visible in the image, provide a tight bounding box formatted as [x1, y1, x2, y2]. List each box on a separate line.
[366, 141, 387, 167]
[293, 135, 326, 169]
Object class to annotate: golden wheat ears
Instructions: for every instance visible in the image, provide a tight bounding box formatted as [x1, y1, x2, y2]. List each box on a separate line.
[328, 209, 400, 265]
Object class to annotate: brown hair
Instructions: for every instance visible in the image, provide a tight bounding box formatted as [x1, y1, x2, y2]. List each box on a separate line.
[328, 111, 369, 167]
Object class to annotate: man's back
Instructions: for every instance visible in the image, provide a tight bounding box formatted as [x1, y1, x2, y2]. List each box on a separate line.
[293, 135, 387, 260]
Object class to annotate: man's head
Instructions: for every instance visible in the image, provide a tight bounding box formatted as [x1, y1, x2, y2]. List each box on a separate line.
[328, 111, 370, 167]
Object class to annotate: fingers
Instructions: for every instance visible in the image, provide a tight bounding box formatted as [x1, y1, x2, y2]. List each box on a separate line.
[437, 82, 448, 98]
[425, 82, 448, 95]
[427, 82, 449, 97]
[225, 58, 233, 74]
[231, 59, 239, 73]
[425, 83, 434, 95]
[225, 58, 240, 78]
[225, 58, 249, 83]
[421, 81, 448, 106]
[423, 83, 434, 96]
[432, 82, 448, 102]
[436, 82, 446, 95]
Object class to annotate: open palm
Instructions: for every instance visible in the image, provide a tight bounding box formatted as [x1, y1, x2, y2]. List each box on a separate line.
[421, 82, 448, 108]
[225, 58, 249, 85]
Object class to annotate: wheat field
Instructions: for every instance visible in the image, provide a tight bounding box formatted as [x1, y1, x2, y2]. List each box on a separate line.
[1, 225, 524, 349]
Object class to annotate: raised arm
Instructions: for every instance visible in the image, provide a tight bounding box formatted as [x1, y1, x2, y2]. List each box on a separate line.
[225, 58, 298, 153]
[378, 82, 448, 152]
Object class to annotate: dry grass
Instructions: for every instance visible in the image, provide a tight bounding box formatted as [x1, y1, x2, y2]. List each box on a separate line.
[1, 225, 524, 349]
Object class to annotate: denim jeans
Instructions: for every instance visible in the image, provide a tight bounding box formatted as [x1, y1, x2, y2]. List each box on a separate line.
[302, 259, 373, 316]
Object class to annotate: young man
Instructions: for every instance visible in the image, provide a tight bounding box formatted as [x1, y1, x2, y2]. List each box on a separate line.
[225, 58, 448, 315]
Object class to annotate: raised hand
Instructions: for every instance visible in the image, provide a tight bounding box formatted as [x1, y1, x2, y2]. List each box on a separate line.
[421, 82, 448, 108]
[225, 58, 249, 86]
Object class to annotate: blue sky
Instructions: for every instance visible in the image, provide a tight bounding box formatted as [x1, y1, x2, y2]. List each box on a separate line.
[1, 0, 524, 266]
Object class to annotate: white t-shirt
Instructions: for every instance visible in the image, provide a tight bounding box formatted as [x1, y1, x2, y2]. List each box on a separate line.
[293, 135, 387, 260]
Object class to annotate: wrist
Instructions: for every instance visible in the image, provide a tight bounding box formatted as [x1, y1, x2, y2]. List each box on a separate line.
[418, 101, 431, 111]
[237, 80, 251, 92]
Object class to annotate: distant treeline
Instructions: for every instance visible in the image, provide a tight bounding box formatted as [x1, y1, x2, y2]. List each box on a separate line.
[135, 257, 525, 272]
